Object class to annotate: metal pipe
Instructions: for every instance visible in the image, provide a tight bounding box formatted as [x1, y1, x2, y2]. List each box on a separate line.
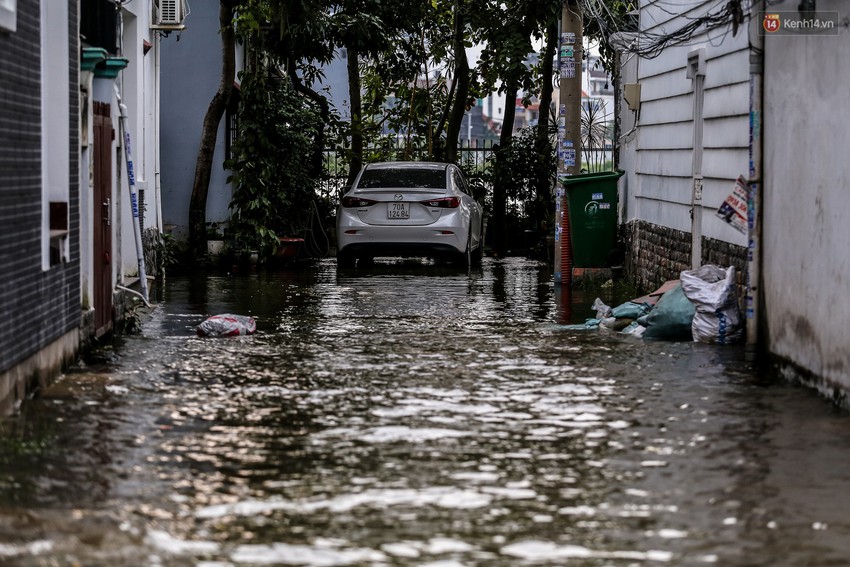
[154, 29, 164, 233]
[746, 1, 765, 347]
[116, 284, 152, 309]
[116, 88, 150, 304]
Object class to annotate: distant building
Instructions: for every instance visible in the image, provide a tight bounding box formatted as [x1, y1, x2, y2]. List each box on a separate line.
[159, 1, 245, 243]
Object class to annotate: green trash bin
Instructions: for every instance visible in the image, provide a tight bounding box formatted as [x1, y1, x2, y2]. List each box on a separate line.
[563, 170, 624, 268]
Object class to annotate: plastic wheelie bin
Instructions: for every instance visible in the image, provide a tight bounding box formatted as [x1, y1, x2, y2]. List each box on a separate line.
[562, 170, 624, 267]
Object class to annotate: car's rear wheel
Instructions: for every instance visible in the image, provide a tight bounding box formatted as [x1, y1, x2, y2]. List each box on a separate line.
[456, 229, 473, 267]
[337, 250, 356, 268]
[471, 227, 484, 265]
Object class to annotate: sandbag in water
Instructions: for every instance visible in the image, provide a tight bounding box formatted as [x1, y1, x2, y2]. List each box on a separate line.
[197, 314, 257, 337]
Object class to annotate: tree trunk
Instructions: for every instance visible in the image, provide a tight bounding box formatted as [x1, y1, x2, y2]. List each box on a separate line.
[432, 75, 457, 161]
[536, 19, 557, 155]
[533, 19, 558, 233]
[444, 1, 470, 164]
[492, 78, 518, 257]
[288, 66, 330, 178]
[188, 0, 236, 258]
[346, 44, 363, 185]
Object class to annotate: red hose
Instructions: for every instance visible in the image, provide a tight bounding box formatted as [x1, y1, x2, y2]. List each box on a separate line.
[561, 196, 572, 286]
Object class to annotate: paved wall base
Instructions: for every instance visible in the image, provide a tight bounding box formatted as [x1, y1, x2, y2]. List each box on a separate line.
[0, 329, 79, 416]
[771, 355, 850, 410]
[0, 303, 124, 416]
[624, 219, 850, 407]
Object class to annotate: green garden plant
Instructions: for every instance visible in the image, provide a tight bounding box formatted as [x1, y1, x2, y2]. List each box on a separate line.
[225, 69, 324, 257]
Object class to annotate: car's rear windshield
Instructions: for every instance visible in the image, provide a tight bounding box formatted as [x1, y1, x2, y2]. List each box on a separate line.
[357, 167, 446, 189]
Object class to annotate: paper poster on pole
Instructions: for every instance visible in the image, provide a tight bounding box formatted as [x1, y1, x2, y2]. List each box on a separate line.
[560, 59, 576, 79]
[716, 176, 749, 235]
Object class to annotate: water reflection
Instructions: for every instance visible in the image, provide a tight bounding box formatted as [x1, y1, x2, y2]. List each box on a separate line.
[555, 284, 574, 325]
[1, 258, 850, 566]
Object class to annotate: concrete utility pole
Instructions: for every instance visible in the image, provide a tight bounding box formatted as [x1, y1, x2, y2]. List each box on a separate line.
[554, 0, 583, 284]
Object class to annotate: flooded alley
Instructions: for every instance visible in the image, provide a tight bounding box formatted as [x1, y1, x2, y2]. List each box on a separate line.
[2, 258, 850, 566]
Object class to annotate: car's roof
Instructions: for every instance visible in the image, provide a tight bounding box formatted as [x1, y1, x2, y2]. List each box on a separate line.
[364, 161, 450, 171]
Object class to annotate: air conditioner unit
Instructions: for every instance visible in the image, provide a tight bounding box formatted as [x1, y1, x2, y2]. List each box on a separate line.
[155, 0, 187, 26]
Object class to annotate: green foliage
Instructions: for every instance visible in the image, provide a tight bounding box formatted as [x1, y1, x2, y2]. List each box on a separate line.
[143, 227, 176, 279]
[459, 150, 495, 212]
[371, 75, 453, 156]
[237, 0, 335, 68]
[493, 126, 556, 228]
[120, 299, 144, 335]
[472, 0, 560, 100]
[209, 0, 581, 255]
[237, 0, 564, 164]
[581, 97, 614, 173]
[225, 68, 323, 255]
[154, 231, 177, 272]
[343, 0, 449, 158]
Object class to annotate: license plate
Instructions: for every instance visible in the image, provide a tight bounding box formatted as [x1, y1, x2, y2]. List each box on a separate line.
[387, 202, 410, 219]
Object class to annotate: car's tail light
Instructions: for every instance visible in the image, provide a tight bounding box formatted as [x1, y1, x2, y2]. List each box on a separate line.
[342, 196, 378, 208]
[420, 197, 460, 208]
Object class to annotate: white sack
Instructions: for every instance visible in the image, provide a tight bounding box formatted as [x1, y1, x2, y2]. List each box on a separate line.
[680, 265, 743, 345]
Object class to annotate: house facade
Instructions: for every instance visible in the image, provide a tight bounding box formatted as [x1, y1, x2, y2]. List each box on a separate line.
[616, 0, 750, 294]
[0, 0, 169, 414]
[617, 0, 850, 401]
[81, 0, 168, 334]
[160, 3, 242, 245]
[0, 0, 81, 414]
[760, 0, 850, 399]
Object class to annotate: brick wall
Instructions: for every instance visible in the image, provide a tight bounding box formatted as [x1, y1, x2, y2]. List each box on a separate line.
[67, 0, 80, 321]
[624, 220, 748, 301]
[0, 0, 80, 378]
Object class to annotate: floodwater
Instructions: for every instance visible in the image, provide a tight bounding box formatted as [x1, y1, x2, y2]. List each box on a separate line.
[2, 258, 850, 566]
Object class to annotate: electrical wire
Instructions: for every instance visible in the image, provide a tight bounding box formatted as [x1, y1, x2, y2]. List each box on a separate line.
[583, 0, 752, 60]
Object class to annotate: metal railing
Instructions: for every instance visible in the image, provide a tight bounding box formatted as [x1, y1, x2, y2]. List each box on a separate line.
[318, 142, 614, 202]
[319, 140, 499, 200]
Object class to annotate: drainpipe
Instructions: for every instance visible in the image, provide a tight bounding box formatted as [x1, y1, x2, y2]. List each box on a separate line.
[116, 85, 150, 304]
[154, 32, 163, 233]
[687, 48, 706, 270]
[746, 1, 765, 348]
[112, 6, 149, 303]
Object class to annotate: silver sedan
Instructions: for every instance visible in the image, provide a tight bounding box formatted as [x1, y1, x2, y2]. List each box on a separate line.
[336, 162, 485, 267]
